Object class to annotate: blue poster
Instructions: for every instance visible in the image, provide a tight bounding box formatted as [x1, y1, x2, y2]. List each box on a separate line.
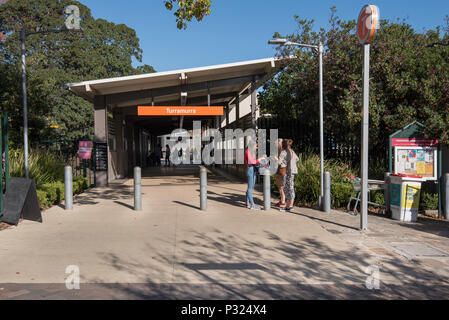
[416, 150, 425, 161]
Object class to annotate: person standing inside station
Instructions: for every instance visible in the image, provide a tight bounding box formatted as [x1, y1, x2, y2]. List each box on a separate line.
[165, 144, 171, 167]
[155, 144, 162, 167]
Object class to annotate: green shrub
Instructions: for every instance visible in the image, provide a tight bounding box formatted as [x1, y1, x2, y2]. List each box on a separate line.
[10, 149, 65, 188]
[36, 189, 51, 208]
[420, 192, 439, 211]
[36, 177, 89, 209]
[293, 151, 356, 207]
[371, 190, 386, 206]
[331, 182, 353, 208]
[73, 177, 89, 194]
[40, 182, 65, 205]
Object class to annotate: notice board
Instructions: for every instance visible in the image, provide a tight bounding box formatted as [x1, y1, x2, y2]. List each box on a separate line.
[393, 139, 438, 181]
[95, 142, 108, 171]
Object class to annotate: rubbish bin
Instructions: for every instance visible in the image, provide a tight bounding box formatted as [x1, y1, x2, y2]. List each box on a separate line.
[390, 174, 424, 222]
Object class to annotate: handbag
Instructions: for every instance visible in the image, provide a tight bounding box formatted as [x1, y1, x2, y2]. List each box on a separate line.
[278, 149, 292, 177]
[278, 167, 287, 177]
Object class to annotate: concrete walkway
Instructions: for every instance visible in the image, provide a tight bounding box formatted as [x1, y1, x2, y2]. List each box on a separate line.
[1, 166, 449, 299]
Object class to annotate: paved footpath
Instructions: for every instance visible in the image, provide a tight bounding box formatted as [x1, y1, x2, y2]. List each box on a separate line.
[1, 166, 449, 300]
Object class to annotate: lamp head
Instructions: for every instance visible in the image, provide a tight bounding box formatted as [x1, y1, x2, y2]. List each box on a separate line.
[268, 38, 288, 45]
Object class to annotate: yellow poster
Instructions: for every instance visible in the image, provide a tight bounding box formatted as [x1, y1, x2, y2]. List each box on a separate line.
[425, 164, 434, 175]
[416, 162, 425, 175]
[402, 184, 421, 209]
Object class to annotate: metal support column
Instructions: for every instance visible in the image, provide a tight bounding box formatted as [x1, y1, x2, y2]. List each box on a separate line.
[21, 27, 29, 179]
[3, 112, 9, 190]
[134, 167, 142, 211]
[64, 166, 73, 211]
[384, 172, 391, 216]
[323, 171, 331, 213]
[251, 77, 257, 130]
[319, 42, 325, 211]
[444, 173, 449, 220]
[235, 93, 240, 128]
[200, 167, 207, 211]
[263, 169, 271, 211]
[360, 44, 370, 231]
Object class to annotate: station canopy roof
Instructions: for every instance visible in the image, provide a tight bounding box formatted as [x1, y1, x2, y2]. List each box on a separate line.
[67, 57, 293, 109]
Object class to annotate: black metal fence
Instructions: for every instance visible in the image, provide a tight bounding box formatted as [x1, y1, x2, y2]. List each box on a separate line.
[258, 117, 386, 167]
[37, 139, 96, 188]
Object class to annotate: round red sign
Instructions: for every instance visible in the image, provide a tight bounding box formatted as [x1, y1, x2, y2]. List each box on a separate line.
[357, 5, 379, 44]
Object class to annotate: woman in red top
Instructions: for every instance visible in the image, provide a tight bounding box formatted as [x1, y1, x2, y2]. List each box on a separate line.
[245, 140, 263, 210]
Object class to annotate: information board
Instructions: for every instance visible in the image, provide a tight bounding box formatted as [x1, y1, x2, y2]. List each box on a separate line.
[394, 146, 438, 180]
[95, 142, 108, 171]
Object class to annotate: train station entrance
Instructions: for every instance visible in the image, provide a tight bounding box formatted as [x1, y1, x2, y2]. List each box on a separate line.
[67, 57, 291, 186]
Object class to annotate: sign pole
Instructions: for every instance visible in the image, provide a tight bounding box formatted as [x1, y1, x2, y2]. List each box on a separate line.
[357, 4, 379, 231]
[361, 43, 370, 231]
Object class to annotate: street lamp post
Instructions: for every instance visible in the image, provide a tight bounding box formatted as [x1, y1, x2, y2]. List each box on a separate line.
[20, 27, 29, 179]
[269, 38, 326, 210]
[19, 26, 82, 179]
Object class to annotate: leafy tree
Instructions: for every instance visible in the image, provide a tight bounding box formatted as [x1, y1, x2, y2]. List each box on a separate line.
[0, 0, 155, 147]
[260, 7, 449, 166]
[164, 0, 212, 30]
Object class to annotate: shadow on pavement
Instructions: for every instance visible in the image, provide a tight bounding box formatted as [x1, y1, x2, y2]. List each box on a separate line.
[88, 228, 449, 300]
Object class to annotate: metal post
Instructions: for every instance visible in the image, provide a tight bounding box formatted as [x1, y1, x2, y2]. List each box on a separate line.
[93, 143, 97, 187]
[134, 167, 142, 211]
[323, 171, 331, 213]
[21, 28, 29, 179]
[444, 173, 449, 220]
[64, 166, 73, 211]
[83, 159, 87, 178]
[384, 172, 391, 216]
[263, 169, 271, 211]
[200, 166, 207, 211]
[319, 42, 325, 211]
[3, 112, 9, 190]
[361, 44, 370, 231]
[251, 77, 257, 130]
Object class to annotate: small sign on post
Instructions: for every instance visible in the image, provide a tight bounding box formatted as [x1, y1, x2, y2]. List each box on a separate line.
[78, 141, 93, 160]
[357, 4, 380, 231]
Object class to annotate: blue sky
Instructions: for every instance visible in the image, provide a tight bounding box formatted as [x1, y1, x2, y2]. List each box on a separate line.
[79, 0, 448, 72]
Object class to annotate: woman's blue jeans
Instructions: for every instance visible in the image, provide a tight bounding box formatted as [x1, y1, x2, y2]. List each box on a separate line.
[246, 166, 257, 205]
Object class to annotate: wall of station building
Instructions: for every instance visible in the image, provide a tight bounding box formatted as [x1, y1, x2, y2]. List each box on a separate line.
[220, 95, 258, 129]
[107, 114, 155, 182]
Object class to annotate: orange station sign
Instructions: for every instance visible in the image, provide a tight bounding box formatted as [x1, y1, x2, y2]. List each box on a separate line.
[138, 106, 224, 116]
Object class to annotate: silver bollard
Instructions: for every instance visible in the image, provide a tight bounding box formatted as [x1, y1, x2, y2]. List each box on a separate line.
[200, 167, 207, 211]
[263, 169, 271, 211]
[64, 166, 73, 211]
[384, 172, 391, 216]
[444, 173, 449, 221]
[134, 167, 142, 211]
[323, 171, 331, 213]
